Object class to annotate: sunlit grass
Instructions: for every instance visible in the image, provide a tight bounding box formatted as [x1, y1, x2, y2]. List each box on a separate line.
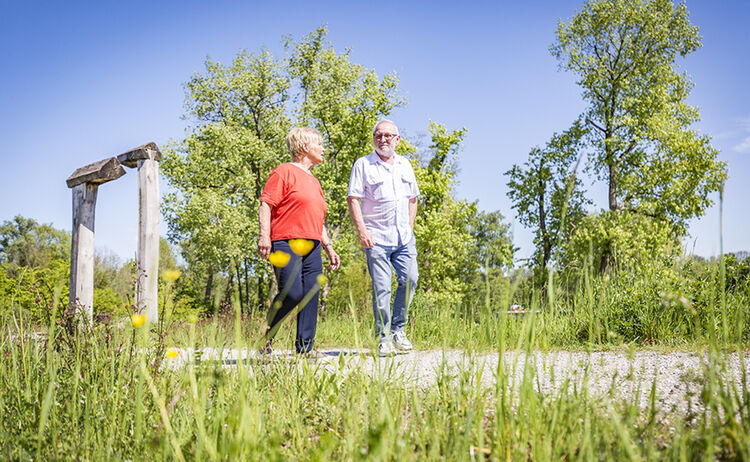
[1, 276, 748, 460]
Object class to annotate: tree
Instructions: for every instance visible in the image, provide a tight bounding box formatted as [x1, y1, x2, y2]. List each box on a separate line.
[506, 121, 589, 271]
[550, 0, 725, 234]
[286, 27, 403, 309]
[469, 210, 515, 273]
[162, 27, 403, 313]
[164, 28, 514, 313]
[0, 215, 70, 271]
[509, 0, 726, 276]
[412, 123, 484, 305]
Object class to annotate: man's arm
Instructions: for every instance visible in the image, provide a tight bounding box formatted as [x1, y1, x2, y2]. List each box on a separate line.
[258, 201, 272, 259]
[347, 196, 375, 248]
[408, 196, 418, 232]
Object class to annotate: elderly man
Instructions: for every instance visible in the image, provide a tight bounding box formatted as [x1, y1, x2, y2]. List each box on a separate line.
[347, 119, 419, 356]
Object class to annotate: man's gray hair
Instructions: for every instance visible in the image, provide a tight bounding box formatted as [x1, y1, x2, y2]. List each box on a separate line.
[372, 119, 399, 135]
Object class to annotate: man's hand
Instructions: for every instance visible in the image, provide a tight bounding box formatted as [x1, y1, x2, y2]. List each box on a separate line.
[347, 196, 375, 249]
[358, 230, 375, 249]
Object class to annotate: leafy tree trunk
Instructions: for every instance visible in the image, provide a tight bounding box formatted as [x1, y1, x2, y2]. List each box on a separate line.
[256, 271, 265, 312]
[608, 161, 618, 212]
[537, 162, 551, 270]
[224, 271, 234, 311]
[204, 269, 213, 306]
[244, 259, 251, 315]
[234, 259, 245, 313]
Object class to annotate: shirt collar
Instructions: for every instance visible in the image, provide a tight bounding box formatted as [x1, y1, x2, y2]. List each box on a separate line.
[369, 151, 401, 169]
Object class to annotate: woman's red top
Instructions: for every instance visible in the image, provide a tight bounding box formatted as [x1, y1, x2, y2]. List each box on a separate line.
[260, 163, 326, 241]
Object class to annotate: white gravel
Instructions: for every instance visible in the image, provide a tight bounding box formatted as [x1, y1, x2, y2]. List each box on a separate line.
[173, 347, 750, 416]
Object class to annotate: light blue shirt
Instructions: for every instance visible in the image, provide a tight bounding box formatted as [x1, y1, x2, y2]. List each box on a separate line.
[348, 152, 420, 246]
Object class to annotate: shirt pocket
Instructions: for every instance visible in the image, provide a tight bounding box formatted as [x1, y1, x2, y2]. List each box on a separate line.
[399, 173, 417, 197]
[366, 171, 392, 201]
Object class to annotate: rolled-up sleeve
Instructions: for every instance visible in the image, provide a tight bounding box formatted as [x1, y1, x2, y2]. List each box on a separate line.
[401, 163, 420, 199]
[348, 159, 365, 198]
[260, 170, 284, 206]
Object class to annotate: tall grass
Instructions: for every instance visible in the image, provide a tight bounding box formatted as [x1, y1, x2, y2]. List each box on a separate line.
[2, 278, 748, 460]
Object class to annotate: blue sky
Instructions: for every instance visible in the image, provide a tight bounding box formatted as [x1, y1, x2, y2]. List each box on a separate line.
[1, 1, 748, 264]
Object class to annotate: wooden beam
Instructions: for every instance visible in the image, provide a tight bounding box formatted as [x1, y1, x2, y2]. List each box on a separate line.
[135, 158, 160, 323]
[69, 183, 98, 324]
[66, 157, 126, 189]
[117, 142, 162, 168]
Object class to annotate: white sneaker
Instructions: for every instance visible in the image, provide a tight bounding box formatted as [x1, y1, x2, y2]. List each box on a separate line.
[392, 331, 412, 352]
[378, 339, 396, 357]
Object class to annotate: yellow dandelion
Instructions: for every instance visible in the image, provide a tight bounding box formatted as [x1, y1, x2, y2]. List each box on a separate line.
[166, 348, 179, 359]
[289, 239, 314, 256]
[162, 269, 182, 282]
[268, 250, 291, 267]
[131, 313, 147, 328]
[316, 274, 327, 286]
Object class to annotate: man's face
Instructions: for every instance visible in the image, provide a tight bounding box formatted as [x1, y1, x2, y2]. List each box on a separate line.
[373, 123, 400, 158]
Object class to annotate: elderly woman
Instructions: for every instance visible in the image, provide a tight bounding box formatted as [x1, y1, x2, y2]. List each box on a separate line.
[258, 127, 340, 355]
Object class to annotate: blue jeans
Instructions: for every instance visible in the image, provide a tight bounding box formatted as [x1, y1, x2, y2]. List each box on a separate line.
[365, 236, 418, 339]
[269, 240, 322, 353]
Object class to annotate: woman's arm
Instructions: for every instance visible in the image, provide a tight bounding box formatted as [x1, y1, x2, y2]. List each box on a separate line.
[258, 201, 272, 259]
[321, 227, 340, 270]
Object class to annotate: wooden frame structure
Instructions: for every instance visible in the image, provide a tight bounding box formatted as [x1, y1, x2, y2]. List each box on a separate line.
[66, 142, 162, 325]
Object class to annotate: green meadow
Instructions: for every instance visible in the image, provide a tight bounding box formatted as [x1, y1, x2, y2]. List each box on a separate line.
[1, 255, 748, 460]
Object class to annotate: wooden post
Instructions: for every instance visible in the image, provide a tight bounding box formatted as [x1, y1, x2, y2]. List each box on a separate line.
[118, 142, 162, 324]
[66, 157, 126, 324]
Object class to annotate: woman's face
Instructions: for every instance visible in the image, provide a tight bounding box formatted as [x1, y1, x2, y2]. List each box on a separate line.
[305, 138, 325, 165]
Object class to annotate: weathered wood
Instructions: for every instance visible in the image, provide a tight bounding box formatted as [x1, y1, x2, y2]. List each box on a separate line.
[66, 157, 126, 189]
[135, 158, 160, 323]
[117, 142, 162, 168]
[69, 183, 98, 323]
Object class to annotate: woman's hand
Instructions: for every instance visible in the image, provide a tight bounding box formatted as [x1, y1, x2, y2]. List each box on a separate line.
[325, 245, 340, 271]
[258, 201, 272, 260]
[258, 235, 271, 260]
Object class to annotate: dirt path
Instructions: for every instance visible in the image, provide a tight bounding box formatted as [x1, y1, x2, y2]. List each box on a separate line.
[173, 347, 750, 415]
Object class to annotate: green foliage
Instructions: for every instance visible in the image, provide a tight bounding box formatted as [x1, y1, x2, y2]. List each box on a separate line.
[721, 254, 750, 293]
[510, 0, 726, 278]
[469, 210, 515, 272]
[0, 216, 148, 322]
[0, 215, 70, 271]
[410, 122, 514, 306]
[562, 210, 680, 274]
[162, 28, 515, 313]
[550, 0, 726, 225]
[0, 216, 71, 321]
[506, 120, 589, 270]
[0, 261, 68, 322]
[162, 27, 405, 314]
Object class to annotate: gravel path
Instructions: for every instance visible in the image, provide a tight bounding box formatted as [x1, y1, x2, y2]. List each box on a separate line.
[176, 347, 750, 415]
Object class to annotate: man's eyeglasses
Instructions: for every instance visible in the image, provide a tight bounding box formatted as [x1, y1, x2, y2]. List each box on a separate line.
[374, 133, 398, 141]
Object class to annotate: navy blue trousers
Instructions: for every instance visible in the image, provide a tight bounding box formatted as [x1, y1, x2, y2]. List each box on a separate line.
[269, 239, 322, 353]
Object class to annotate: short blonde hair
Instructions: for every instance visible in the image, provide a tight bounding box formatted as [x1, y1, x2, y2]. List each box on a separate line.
[286, 127, 322, 161]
